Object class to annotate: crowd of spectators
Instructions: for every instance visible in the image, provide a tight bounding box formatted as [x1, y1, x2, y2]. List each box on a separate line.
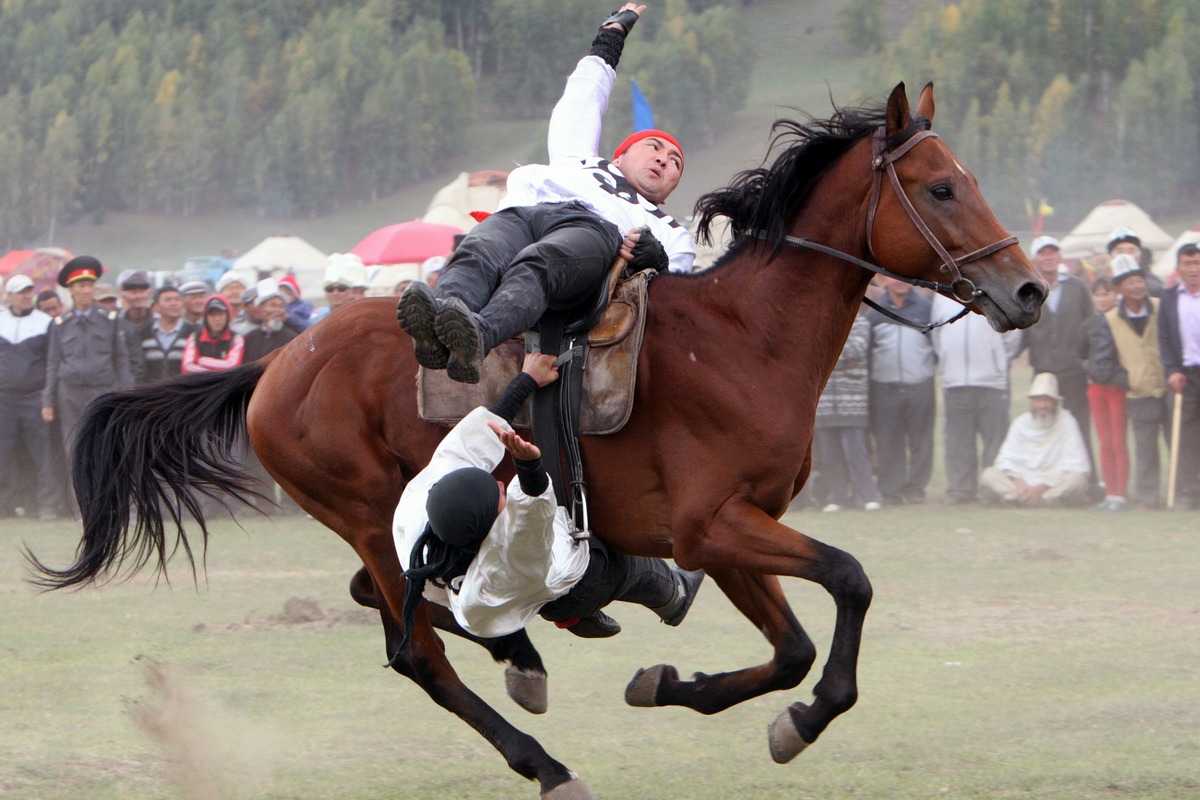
[0, 251, 378, 521]
[805, 226, 1200, 512]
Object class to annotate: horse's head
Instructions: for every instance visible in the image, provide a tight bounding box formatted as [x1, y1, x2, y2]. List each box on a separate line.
[867, 83, 1046, 331]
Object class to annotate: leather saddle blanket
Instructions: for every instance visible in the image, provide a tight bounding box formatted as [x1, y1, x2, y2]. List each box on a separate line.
[417, 268, 652, 435]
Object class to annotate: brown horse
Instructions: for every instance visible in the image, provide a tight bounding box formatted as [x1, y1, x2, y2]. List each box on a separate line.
[31, 83, 1045, 799]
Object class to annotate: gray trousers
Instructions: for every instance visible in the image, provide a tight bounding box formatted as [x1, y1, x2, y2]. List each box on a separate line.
[1128, 395, 1168, 507]
[943, 386, 1009, 502]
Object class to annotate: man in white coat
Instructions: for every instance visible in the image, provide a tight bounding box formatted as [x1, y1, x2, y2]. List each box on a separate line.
[397, 3, 694, 382]
[393, 354, 702, 652]
[980, 373, 1091, 507]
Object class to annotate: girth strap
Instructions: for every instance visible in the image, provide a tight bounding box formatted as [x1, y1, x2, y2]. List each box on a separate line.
[529, 315, 591, 536]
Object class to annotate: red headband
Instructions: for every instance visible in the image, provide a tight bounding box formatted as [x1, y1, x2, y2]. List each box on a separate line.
[613, 129, 684, 164]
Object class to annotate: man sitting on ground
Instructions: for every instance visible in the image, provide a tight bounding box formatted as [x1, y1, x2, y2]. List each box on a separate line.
[980, 373, 1091, 507]
[393, 352, 702, 649]
[397, 3, 695, 383]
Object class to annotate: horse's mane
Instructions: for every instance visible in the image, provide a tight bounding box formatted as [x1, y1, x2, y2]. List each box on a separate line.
[694, 102, 927, 257]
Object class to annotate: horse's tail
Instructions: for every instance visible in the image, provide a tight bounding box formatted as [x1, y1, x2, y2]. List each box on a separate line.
[27, 363, 268, 590]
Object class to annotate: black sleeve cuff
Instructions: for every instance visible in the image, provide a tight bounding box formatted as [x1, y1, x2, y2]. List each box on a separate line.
[488, 372, 539, 423]
[589, 27, 627, 69]
[514, 457, 550, 496]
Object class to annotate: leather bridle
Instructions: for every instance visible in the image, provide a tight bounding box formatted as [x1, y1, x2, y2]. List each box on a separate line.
[758, 125, 1021, 332]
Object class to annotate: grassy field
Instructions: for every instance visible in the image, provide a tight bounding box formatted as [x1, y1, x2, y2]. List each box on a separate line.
[3, 502, 1198, 800]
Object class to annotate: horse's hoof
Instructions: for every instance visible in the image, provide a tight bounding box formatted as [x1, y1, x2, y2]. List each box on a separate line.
[505, 665, 547, 715]
[624, 664, 675, 707]
[768, 704, 812, 764]
[541, 776, 595, 800]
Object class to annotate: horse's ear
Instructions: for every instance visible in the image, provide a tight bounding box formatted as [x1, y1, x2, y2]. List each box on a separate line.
[917, 82, 935, 124]
[885, 82, 910, 137]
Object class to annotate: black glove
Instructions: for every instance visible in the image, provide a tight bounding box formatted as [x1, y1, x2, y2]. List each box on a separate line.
[627, 226, 670, 274]
[590, 8, 640, 68]
[600, 8, 640, 35]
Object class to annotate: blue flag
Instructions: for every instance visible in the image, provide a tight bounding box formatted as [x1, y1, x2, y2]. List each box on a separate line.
[631, 78, 654, 132]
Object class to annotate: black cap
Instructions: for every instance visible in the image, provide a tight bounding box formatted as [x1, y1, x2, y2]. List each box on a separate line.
[58, 256, 104, 287]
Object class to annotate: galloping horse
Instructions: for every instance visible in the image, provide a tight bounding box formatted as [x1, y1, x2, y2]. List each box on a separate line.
[31, 83, 1045, 799]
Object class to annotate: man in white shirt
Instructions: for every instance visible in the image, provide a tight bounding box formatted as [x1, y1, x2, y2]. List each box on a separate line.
[980, 373, 1091, 507]
[397, 3, 695, 383]
[1159, 243, 1200, 508]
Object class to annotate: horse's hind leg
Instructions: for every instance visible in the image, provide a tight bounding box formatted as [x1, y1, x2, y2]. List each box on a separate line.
[370, 580, 592, 799]
[350, 566, 549, 713]
[626, 568, 817, 714]
[632, 500, 871, 762]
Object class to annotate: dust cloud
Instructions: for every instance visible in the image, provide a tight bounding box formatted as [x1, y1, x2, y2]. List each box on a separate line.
[128, 658, 279, 800]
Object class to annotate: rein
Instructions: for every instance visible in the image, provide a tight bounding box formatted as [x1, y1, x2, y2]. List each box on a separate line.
[757, 125, 1019, 334]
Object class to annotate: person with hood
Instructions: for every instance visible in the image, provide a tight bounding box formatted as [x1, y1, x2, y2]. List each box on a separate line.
[393, 352, 703, 652]
[181, 294, 245, 373]
[276, 274, 312, 332]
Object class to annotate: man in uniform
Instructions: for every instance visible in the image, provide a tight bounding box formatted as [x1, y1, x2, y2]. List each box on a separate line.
[42, 256, 134, 458]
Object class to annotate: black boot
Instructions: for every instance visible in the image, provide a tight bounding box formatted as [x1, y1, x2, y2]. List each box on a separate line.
[652, 567, 705, 627]
[616, 557, 705, 627]
[562, 609, 622, 638]
[434, 298, 486, 384]
[396, 282, 448, 369]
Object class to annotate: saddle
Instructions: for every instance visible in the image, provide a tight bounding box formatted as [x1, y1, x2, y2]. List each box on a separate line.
[417, 260, 656, 524]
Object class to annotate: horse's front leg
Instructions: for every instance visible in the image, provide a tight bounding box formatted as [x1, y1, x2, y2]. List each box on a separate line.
[350, 566, 549, 713]
[628, 498, 872, 763]
[373, 591, 592, 800]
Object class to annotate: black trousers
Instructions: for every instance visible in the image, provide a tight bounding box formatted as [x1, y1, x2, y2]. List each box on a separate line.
[943, 386, 1010, 502]
[538, 537, 675, 622]
[0, 393, 60, 515]
[1170, 366, 1200, 506]
[870, 379, 935, 503]
[434, 202, 623, 351]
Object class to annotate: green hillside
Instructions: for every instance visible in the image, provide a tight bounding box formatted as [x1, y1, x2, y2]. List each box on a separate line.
[52, 0, 881, 273]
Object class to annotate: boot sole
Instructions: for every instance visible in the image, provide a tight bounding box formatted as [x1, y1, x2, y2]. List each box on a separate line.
[435, 299, 483, 384]
[396, 286, 448, 369]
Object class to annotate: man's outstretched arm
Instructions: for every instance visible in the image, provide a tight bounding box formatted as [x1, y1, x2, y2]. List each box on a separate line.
[547, 3, 648, 162]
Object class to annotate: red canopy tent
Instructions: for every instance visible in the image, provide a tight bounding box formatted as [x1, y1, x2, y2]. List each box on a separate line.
[350, 221, 462, 266]
[0, 249, 35, 276]
[10, 248, 74, 293]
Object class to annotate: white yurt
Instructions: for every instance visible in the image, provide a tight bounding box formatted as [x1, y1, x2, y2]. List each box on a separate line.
[234, 235, 328, 299]
[1058, 199, 1174, 268]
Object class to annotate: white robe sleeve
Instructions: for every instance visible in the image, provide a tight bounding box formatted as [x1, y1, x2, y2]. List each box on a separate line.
[546, 56, 615, 163]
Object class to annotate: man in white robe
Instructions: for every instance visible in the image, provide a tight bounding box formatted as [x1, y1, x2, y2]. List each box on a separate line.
[981, 373, 1091, 507]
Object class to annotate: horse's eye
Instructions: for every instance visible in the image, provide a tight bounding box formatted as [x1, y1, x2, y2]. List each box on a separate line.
[931, 184, 954, 201]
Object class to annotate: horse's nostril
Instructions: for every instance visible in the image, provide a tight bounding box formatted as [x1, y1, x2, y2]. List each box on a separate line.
[1017, 281, 1046, 311]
